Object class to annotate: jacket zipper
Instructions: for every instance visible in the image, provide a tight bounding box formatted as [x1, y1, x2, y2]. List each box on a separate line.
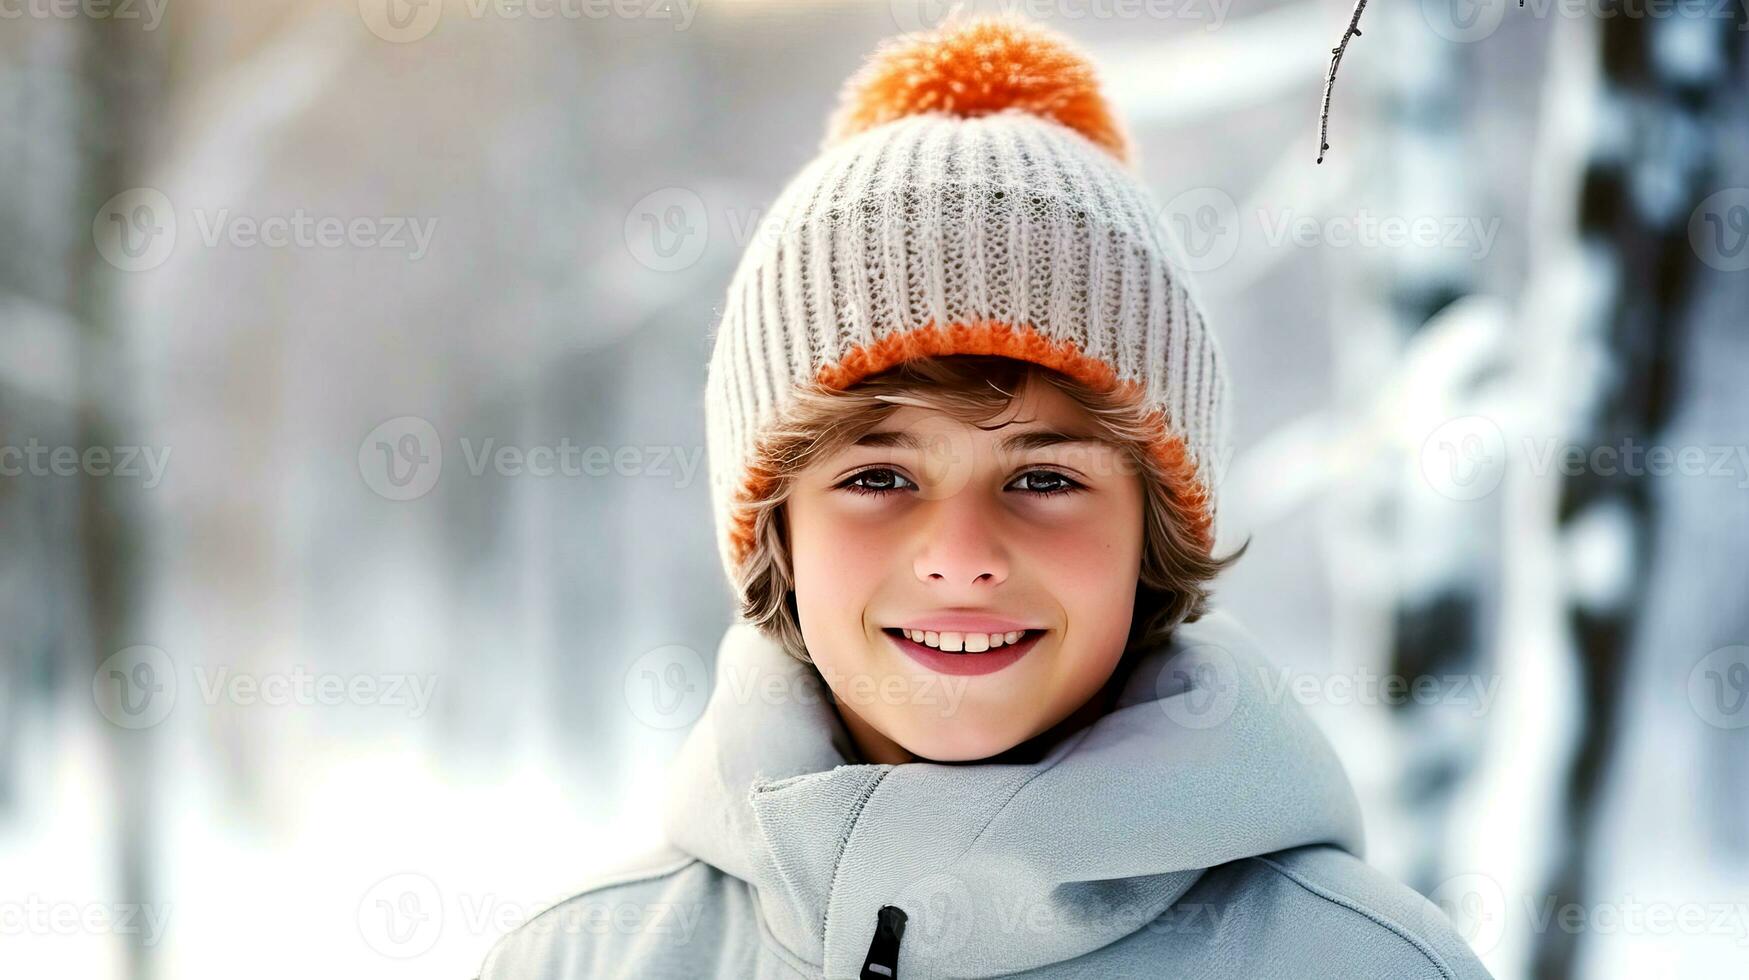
[858, 904, 907, 979]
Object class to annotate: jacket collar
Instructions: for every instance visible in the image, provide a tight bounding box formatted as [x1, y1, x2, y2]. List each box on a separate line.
[663, 609, 1364, 977]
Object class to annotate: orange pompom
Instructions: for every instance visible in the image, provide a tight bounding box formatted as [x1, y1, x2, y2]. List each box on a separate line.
[824, 13, 1131, 165]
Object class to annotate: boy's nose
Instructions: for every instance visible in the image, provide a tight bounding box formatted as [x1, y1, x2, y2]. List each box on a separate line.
[913, 498, 1010, 588]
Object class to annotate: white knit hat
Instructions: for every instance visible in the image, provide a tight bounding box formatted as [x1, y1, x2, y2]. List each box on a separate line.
[705, 12, 1231, 595]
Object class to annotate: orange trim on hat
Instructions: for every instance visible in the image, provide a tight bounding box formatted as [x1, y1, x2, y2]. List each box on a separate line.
[726, 320, 1215, 574]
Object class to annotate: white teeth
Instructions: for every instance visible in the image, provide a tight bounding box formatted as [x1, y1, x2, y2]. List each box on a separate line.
[900, 629, 1032, 652]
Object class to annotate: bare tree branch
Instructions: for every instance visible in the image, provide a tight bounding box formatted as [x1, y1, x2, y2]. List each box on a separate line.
[1317, 0, 1369, 164]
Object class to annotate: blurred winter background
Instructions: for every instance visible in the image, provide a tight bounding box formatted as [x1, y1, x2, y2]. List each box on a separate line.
[2, 0, 1746, 977]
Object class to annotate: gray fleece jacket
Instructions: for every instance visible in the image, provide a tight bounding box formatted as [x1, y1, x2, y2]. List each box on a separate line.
[479, 609, 1494, 979]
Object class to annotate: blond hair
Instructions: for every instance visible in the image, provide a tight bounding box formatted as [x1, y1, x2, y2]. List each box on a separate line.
[731, 355, 1246, 664]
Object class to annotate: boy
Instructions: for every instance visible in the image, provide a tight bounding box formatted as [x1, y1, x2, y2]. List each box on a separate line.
[480, 13, 1493, 979]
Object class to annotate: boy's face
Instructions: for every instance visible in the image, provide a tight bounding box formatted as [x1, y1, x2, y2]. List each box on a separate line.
[785, 377, 1145, 763]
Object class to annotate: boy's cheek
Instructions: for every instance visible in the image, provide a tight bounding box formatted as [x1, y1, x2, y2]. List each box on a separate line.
[789, 530, 890, 650]
[1015, 531, 1139, 589]
[791, 511, 908, 597]
[1023, 540, 1143, 651]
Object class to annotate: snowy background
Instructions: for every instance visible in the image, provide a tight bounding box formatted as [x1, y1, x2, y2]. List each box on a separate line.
[2, 0, 1746, 977]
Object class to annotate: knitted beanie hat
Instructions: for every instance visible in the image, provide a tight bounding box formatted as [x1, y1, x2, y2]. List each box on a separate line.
[704, 12, 1231, 595]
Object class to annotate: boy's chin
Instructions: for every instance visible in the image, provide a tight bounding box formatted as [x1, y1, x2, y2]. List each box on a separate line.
[883, 715, 1031, 764]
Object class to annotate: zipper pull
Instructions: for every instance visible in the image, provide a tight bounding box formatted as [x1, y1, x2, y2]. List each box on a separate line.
[858, 904, 907, 980]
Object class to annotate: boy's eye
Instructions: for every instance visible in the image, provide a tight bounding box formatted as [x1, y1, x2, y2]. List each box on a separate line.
[837, 467, 917, 496]
[1008, 470, 1083, 496]
[834, 467, 1086, 497]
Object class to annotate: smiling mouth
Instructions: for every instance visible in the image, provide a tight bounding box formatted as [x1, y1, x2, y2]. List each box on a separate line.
[880, 627, 1048, 653]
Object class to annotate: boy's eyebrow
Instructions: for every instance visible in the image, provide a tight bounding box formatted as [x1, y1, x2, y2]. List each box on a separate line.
[853, 429, 1119, 452]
